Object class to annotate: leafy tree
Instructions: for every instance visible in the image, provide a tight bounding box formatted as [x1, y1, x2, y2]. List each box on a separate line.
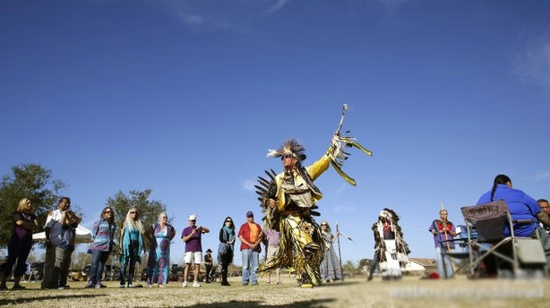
[342, 260, 356, 276]
[358, 258, 373, 274]
[105, 189, 171, 245]
[0, 164, 67, 247]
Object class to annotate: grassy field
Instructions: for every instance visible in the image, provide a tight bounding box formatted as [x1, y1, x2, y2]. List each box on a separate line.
[1, 275, 549, 307]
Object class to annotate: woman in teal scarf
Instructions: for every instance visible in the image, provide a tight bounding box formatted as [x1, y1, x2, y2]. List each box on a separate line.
[118, 207, 144, 288]
[218, 216, 235, 286]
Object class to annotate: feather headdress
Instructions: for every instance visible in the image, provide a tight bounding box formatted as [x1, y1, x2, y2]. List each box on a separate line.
[266, 138, 307, 161]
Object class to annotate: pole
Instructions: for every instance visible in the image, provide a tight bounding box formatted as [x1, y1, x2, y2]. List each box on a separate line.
[336, 221, 344, 281]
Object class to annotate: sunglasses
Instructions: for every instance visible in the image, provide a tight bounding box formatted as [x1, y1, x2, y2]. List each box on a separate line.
[225, 220, 232, 223]
[282, 154, 294, 160]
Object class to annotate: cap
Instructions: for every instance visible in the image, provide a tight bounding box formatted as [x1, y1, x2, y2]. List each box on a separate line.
[188, 214, 197, 220]
[206, 249, 212, 253]
[246, 211, 254, 217]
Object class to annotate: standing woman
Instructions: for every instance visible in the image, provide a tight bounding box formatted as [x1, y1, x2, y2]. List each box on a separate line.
[118, 207, 144, 288]
[319, 221, 342, 283]
[218, 216, 235, 286]
[0, 198, 38, 290]
[87, 206, 117, 288]
[145, 212, 175, 287]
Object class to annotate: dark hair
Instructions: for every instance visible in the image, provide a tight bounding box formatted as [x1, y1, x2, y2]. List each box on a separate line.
[491, 174, 511, 201]
[538, 199, 549, 204]
[59, 196, 71, 207]
[101, 206, 115, 222]
[221, 216, 235, 231]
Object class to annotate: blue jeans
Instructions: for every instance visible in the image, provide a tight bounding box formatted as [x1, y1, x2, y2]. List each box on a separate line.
[241, 249, 259, 284]
[89, 249, 110, 285]
[436, 247, 454, 278]
[532, 227, 550, 266]
[369, 252, 378, 277]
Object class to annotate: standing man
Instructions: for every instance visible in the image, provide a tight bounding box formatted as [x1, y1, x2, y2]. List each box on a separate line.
[428, 209, 457, 278]
[238, 211, 263, 285]
[537, 199, 550, 234]
[181, 214, 209, 288]
[41, 197, 81, 289]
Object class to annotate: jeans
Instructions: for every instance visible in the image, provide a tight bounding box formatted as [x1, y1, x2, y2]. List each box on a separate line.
[89, 249, 110, 285]
[120, 241, 138, 285]
[241, 249, 259, 284]
[369, 252, 378, 277]
[436, 246, 454, 278]
[531, 227, 550, 266]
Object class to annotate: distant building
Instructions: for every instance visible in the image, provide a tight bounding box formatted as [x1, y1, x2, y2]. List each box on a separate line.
[403, 258, 437, 276]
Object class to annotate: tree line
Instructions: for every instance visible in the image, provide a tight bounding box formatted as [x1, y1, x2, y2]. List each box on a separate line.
[0, 163, 170, 249]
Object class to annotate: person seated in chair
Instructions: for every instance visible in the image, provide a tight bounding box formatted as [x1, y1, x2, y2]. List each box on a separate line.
[537, 199, 550, 234]
[477, 174, 550, 267]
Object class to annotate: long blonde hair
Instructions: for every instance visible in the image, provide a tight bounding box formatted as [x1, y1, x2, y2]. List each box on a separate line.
[123, 207, 144, 234]
[17, 198, 32, 212]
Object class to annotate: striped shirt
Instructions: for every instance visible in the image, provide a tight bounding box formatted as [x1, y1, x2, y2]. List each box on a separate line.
[92, 219, 116, 252]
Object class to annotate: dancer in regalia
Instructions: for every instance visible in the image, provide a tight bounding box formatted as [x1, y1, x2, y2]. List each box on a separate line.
[256, 104, 372, 287]
[372, 208, 410, 280]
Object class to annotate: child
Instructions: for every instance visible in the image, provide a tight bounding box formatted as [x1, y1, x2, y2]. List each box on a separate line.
[59, 210, 78, 251]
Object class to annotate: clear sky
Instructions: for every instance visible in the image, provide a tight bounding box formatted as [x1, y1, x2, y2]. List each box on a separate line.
[1, 0, 549, 267]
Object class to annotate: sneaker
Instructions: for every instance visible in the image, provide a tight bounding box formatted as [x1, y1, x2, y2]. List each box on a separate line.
[58, 285, 71, 290]
[192, 281, 201, 288]
[85, 284, 95, 289]
[251, 282, 258, 285]
[95, 283, 106, 289]
[182, 281, 188, 288]
[127, 284, 134, 288]
[242, 282, 248, 286]
[12, 285, 26, 290]
[119, 284, 125, 288]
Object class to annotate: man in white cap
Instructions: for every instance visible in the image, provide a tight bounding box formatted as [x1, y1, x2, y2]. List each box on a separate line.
[181, 214, 209, 287]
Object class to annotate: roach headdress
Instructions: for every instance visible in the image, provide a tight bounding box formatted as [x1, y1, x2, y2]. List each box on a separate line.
[266, 138, 307, 161]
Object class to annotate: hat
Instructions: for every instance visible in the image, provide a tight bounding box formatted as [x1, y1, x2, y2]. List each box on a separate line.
[246, 211, 254, 217]
[206, 249, 212, 253]
[188, 214, 197, 220]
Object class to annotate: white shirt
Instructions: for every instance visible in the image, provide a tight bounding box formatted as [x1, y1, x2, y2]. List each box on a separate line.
[45, 209, 63, 246]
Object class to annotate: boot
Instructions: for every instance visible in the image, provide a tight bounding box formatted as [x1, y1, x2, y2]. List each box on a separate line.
[221, 270, 230, 286]
[0, 270, 7, 290]
[12, 276, 26, 290]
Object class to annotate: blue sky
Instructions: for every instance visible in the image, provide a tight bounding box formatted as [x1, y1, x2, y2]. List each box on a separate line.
[1, 0, 549, 267]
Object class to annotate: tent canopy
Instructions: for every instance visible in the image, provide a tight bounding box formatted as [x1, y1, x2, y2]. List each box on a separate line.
[32, 225, 92, 244]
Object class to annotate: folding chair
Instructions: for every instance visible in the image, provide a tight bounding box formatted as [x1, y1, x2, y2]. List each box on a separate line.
[437, 225, 474, 279]
[460, 200, 547, 279]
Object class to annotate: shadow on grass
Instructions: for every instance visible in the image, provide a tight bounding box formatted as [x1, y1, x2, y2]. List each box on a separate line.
[0, 294, 106, 306]
[319, 280, 361, 288]
[137, 298, 337, 308]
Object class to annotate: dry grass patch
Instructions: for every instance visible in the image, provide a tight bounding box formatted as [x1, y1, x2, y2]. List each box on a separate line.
[1, 275, 549, 307]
